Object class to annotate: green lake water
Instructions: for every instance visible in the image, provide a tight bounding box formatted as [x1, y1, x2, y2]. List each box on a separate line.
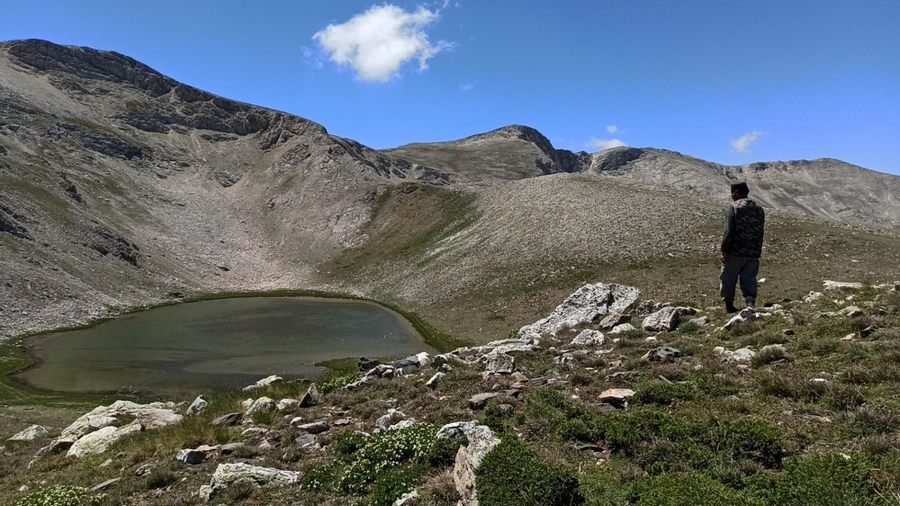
[15, 297, 429, 396]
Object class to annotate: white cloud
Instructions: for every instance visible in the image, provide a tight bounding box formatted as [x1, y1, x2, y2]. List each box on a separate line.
[587, 138, 627, 151]
[730, 131, 762, 153]
[605, 124, 618, 134]
[459, 82, 474, 91]
[313, 4, 451, 82]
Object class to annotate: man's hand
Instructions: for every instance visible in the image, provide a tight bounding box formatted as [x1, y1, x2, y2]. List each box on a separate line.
[721, 252, 729, 264]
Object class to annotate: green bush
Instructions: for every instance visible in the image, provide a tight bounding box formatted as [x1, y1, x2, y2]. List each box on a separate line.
[334, 430, 369, 455]
[15, 485, 103, 506]
[369, 468, 423, 506]
[632, 472, 762, 506]
[634, 382, 700, 405]
[319, 372, 363, 394]
[703, 418, 784, 468]
[300, 463, 338, 493]
[476, 437, 583, 506]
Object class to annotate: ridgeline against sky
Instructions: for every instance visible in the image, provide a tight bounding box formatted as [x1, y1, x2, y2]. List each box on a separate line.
[2, 0, 898, 174]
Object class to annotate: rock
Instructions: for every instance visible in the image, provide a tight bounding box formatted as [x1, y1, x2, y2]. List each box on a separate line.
[295, 434, 317, 448]
[803, 291, 824, 303]
[299, 383, 322, 407]
[392, 352, 431, 370]
[642, 346, 682, 362]
[608, 323, 637, 336]
[211, 412, 242, 426]
[241, 427, 268, 438]
[61, 400, 182, 440]
[393, 490, 420, 506]
[88, 415, 119, 430]
[517, 283, 641, 338]
[186, 395, 208, 415]
[598, 313, 629, 329]
[839, 306, 864, 318]
[296, 420, 329, 434]
[642, 306, 681, 332]
[688, 316, 709, 327]
[722, 308, 762, 330]
[598, 388, 634, 408]
[276, 398, 300, 413]
[824, 280, 864, 291]
[177, 444, 218, 465]
[242, 375, 283, 391]
[67, 422, 142, 458]
[347, 364, 399, 389]
[376, 409, 407, 430]
[358, 357, 381, 371]
[247, 397, 276, 415]
[90, 477, 121, 492]
[644, 336, 658, 344]
[452, 425, 501, 506]
[201, 462, 300, 501]
[724, 347, 756, 363]
[135, 464, 154, 476]
[389, 419, 417, 431]
[334, 418, 352, 426]
[426, 372, 445, 389]
[437, 421, 477, 440]
[48, 436, 77, 453]
[8, 424, 48, 442]
[468, 393, 498, 410]
[484, 353, 515, 374]
[570, 329, 605, 348]
[220, 443, 245, 455]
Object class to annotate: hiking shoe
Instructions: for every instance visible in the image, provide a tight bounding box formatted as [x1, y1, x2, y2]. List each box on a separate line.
[725, 303, 738, 313]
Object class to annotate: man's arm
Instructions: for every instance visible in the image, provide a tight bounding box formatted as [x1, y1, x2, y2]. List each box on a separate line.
[721, 205, 735, 262]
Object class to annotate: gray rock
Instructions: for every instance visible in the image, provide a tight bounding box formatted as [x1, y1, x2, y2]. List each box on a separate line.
[176, 444, 218, 465]
[393, 490, 420, 506]
[67, 422, 142, 458]
[61, 400, 182, 440]
[597, 388, 635, 408]
[242, 375, 283, 391]
[246, 397, 276, 415]
[90, 477, 121, 492]
[839, 305, 864, 318]
[484, 352, 515, 374]
[276, 398, 300, 413]
[294, 434, 317, 448]
[425, 372, 445, 389]
[642, 346, 682, 362]
[186, 395, 208, 416]
[200, 462, 300, 501]
[295, 420, 330, 434]
[436, 421, 477, 440]
[517, 283, 641, 338]
[376, 409, 407, 430]
[824, 280, 864, 291]
[642, 306, 681, 332]
[299, 383, 322, 408]
[722, 308, 762, 330]
[8, 424, 48, 442]
[724, 347, 756, 363]
[570, 329, 605, 348]
[211, 412, 242, 426]
[608, 322, 638, 336]
[468, 393, 498, 410]
[219, 442, 245, 455]
[688, 316, 709, 327]
[452, 425, 501, 506]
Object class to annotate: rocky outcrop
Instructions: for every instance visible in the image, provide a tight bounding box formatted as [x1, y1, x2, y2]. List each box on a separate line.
[199, 463, 300, 501]
[518, 283, 640, 338]
[8, 424, 48, 442]
[449, 424, 501, 506]
[67, 422, 141, 457]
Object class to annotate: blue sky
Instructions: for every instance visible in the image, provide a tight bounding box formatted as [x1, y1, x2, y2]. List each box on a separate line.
[2, 0, 899, 174]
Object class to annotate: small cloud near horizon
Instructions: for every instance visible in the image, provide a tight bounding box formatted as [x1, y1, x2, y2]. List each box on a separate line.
[313, 4, 453, 82]
[587, 137, 627, 151]
[731, 131, 762, 153]
[606, 124, 618, 134]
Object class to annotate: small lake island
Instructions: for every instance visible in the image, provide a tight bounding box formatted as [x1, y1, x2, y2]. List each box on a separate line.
[15, 296, 430, 396]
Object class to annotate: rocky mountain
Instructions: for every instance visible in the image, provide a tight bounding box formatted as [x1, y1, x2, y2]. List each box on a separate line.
[1, 39, 899, 342]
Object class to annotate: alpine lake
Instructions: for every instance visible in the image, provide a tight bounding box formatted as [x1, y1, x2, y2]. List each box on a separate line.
[14, 296, 430, 397]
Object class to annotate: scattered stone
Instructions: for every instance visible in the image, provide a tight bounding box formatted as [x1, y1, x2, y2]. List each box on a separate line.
[358, 357, 381, 371]
[688, 316, 709, 327]
[134, 463, 154, 476]
[839, 306, 864, 318]
[436, 421, 477, 440]
[376, 409, 407, 430]
[211, 412, 242, 426]
[570, 329, 605, 347]
[247, 397, 276, 415]
[200, 463, 300, 501]
[425, 372, 445, 389]
[452, 424, 500, 506]
[334, 418, 352, 426]
[497, 404, 514, 414]
[177, 445, 218, 465]
[99, 458, 113, 468]
[67, 422, 142, 458]
[722, 347, 756, 363]
[824, 280, 864, 291]
[294, 434, 317, 448]
[8, 424, 48, 442]
[90, 477, 121, 492]
[296, 420, 330, 434]
[299, 383, 322, 407]
[841, 333, 856, 341]
[644, 336, 658, 344]
[346, 364, 399, 389]
[722, 308, 762, 330]
[598, 388, 635, 408]
[608, 323, 638, 336]
[468, 393, 498, 410]
[391, 352, 431, 370]
[484, 352, 515, 374]
[517, 283, 641, 338]
[186, 395, 208, 415]
[783, 329, 795, 337]
[276, 398, 300, 413]
[803, 291, 824, 303]
[240, 427, 268, 438]
[389, 420, 417, 431]
[642, 306, 681, 332]
[242, 375, 283, 391]
[393, 489, 420, 506]
[810, 378, 829, 384]
[642, 346, 682, 362]
[219, 443, 245, 455]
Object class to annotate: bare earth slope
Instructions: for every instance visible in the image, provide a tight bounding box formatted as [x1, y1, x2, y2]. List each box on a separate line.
[1, 39, 899, 343]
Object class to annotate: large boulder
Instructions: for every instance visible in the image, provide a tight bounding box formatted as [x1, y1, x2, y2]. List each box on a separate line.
[199, 463, 300, 501]
[570, 329, 605, 348]
[517, 283, 640, 338]
[451, 424, 501, 506]
[67, 422, 141, 458]
[299, 383, 322, 407]
[8, 424, 48, 442]
[61, 400, 182, 440]
[186, 395, 208, 416]
[642, 306, 680, 332]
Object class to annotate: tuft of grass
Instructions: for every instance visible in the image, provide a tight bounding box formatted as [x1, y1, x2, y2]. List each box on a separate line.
[475, 437, 583, 506]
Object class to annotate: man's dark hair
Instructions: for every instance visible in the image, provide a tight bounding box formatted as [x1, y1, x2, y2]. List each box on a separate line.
[731, 182, 749, 195]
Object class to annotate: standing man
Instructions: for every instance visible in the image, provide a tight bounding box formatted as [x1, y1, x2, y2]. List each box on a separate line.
[720, 182, 765, 313]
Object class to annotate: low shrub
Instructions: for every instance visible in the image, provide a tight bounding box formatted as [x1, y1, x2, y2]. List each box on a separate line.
[476, 437, 583, 506]
[369, 467, 423, 506]
[632, 472, 762, 506]
[319, 372, 363, 394]
[634, 382, 700, 405]
[15, 485, 103, 506]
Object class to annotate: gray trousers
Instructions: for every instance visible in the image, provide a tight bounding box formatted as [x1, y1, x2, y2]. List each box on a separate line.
[720, 255, 759, 306]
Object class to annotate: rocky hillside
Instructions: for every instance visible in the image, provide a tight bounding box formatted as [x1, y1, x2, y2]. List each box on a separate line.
[1, 39, 900, 344]
[3, 280, 900, 505]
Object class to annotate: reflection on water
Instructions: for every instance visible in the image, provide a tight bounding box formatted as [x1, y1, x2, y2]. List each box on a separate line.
[16, 297, 428, 397]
